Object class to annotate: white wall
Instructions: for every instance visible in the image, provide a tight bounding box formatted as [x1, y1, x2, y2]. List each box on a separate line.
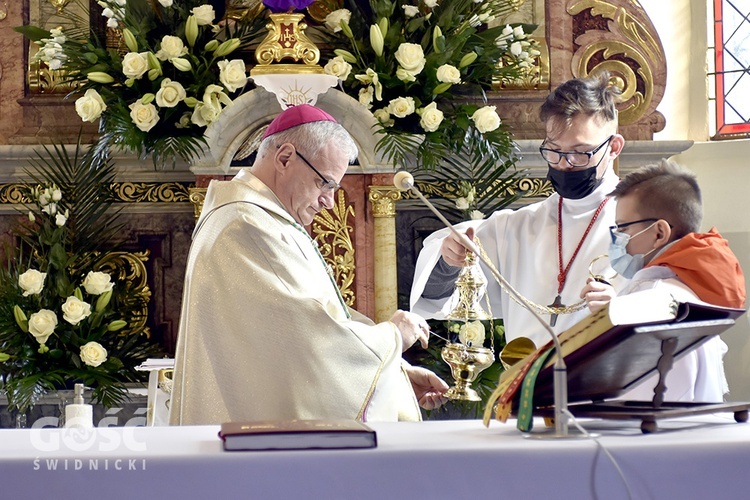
[641, 1, 750, 401]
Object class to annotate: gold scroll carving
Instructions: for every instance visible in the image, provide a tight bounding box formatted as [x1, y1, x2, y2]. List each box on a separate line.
[568, 0, 666, 125]
[93, 250, 152, 338]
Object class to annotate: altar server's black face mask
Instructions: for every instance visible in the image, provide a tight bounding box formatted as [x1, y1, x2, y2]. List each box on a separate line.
[546, 165, 601, 200]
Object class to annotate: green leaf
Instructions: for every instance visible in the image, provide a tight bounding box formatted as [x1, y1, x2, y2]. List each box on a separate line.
[14, 26, 51, 42]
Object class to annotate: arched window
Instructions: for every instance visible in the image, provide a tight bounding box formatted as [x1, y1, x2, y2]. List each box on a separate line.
[710, 0, 750, 138]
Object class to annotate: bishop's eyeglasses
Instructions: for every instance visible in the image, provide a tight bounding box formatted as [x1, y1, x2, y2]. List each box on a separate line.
[296, 150, 341, 192]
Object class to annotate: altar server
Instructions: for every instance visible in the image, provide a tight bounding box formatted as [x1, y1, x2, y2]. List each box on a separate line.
[581, 159, 745, 401]
[411, 72, 625, 347]
[171, 105, 447, 425]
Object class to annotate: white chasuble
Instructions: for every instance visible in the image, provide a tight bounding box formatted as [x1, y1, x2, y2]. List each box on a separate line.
[410, 169, 623, 348]
[170, 171, 419, 425]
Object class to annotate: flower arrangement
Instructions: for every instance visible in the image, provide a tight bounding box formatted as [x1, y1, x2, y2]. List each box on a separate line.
[319, 0, 540, 171]
[16, 0, 267, 167]
[0, 140, 162, 414]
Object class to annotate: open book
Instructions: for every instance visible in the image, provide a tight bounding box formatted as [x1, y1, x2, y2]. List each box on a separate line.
[484, 289, 746, 423]
[219, 419, 377, 451]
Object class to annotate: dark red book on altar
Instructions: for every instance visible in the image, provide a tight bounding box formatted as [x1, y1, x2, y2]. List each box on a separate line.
[219, 419, 377, 451]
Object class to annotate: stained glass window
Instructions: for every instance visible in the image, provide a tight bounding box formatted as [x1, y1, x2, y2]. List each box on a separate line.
[710, 0, 750, 138]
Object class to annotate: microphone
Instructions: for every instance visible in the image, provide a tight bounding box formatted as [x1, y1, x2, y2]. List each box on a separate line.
[396, 171, 570, 437]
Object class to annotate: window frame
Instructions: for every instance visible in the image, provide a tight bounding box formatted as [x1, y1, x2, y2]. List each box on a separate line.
[710, 0, 750, 139]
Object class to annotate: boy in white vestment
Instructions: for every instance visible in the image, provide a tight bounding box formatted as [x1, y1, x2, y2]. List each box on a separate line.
[170, 105, 447, 425]
[411, 72, 626, 347]
[581, 159, 746, 401]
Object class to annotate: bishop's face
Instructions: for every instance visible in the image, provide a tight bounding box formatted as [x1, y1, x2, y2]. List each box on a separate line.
[275, 141, 348, 226]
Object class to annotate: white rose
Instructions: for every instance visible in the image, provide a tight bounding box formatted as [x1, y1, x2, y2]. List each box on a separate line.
[82, 271, 114, 295]
[19, 269, 46, 296]
[471, 106, 501, 133]
[121, 52, 150, 79]
[55, 212, 67, 226]
[155, 78, 186, 108]
[418, 102, 444, 132]
[403, 5, 419, 17]
[323, 56, 352, 81]
[28, 309, 58, 345]
[61, 296, 92, 326]
[75, 89, 107, 123]
[129, 99, 160, 132]
[358, 86, 374, 109]
[424, 0, 439, 7]
[80, 341, 108, 367]
[217, 59, 248, 93]
[436, 64, 461, 84]
[388, 96, 416, 118]
[395, 43, 426, 75]
[455, 197, 469, 210]
[156, 35, 188, 61]
[324, 9, 351, 33]
[158, 0, 173, 6]
[470, 210, 485, 220]
[190, 100, 222, 127]
[373, 108, 394, 127]
[191, 4, 215, 26]
[458, 320, 485, 347]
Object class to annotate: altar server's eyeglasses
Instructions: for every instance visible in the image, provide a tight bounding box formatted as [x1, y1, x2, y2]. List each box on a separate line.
[540, 135, 614, 168]
[296, 151, 340, 192]
[608, 218, 659, 243]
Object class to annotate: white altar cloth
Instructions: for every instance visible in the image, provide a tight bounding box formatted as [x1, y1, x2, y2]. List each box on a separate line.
[0, 415, 747, 499]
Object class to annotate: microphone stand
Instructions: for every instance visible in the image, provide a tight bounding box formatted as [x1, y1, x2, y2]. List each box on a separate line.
[395, 172, 570, 437]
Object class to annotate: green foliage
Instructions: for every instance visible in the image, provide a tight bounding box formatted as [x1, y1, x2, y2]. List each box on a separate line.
[321, 0, 540, 171]
[17, 0, 268, 168]
[0, 138, 162, 413]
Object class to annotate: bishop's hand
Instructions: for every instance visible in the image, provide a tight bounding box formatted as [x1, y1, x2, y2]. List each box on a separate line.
[405, 365, 449, 410]
[390, 310, 429, 351]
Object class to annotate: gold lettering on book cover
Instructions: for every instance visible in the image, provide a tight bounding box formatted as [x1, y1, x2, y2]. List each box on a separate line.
[312, 190, 356, 307]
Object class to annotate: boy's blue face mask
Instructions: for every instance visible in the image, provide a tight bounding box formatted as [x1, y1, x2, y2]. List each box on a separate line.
[608, 222, 658, 279]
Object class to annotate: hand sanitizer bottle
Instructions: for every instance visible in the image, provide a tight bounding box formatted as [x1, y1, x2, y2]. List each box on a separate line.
[65, 383, 94, 429]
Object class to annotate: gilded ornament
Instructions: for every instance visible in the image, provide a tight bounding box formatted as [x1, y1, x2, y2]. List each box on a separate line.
[312, 190, 356, 307]
[251, 13, 324, 75]
[568, 0, 665, 125]
[368, 186, 401, 218]
[93, 250, 152, 338]
[189, 187, 207, 221]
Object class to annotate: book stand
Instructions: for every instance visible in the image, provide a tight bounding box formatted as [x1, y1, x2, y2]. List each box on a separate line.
[529, 314, 750, 433]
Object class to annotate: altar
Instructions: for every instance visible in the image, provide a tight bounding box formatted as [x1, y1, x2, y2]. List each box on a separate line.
[0, 416, 747, 499]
